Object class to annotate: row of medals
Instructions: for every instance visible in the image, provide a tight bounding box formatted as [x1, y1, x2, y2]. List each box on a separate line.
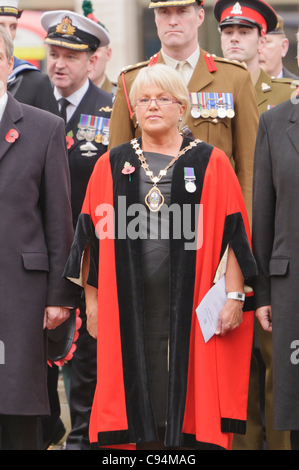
[191, 106, 235, 120]
[76, 126, 110, 146]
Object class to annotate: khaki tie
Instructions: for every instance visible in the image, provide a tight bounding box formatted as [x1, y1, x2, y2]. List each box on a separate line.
[176, 61, 188, 84]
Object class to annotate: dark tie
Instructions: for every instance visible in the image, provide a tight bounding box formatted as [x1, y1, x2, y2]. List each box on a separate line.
[59, 98, 70, 123]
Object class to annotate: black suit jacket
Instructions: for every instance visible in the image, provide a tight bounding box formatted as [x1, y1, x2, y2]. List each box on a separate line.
[66, 80, 113, 227]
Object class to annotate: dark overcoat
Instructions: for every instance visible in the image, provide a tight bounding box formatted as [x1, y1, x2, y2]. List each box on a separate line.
[253, 98, 299, 430]
[0, 93, 77, 416]
[65, 80, 113, 227]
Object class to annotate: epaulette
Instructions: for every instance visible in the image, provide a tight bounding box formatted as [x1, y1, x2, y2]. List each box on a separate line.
[120, 60, 150, 75]
[120, 55, 159, 121]
[212, 55, 248, 70]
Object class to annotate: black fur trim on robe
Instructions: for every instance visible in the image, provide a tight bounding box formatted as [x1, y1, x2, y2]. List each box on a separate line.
[221, 213, 258, 281]
[63, 213, 99, 289]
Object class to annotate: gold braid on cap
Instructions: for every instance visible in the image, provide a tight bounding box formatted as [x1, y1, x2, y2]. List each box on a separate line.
[149, 0, 204, 8]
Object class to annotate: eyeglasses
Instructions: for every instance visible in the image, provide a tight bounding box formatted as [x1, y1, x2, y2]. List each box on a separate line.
[135, 97, 179, 108]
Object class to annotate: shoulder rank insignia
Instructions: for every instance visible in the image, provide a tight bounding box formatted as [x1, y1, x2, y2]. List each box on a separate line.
[204, 53, 217, 73]
[99, 106, 113, 113]
[148, 53, 159, 67]
[121, 60, 150, 75]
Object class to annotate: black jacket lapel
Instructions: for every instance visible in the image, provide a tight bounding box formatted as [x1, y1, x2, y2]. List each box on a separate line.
[287, 100, 299, 155]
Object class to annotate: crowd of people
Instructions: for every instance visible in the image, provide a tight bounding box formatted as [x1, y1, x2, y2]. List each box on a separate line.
[0, 0, 298, 451]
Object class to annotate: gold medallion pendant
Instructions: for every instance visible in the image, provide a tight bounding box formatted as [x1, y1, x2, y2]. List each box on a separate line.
[130, 138, 201, 213]
[145, 186, 165, 212]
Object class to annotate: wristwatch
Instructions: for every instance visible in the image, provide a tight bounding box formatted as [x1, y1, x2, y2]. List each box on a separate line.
[227, 292, 245, 302]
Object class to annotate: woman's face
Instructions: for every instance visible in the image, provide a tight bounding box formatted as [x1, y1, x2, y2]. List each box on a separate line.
[135, 83, 185, 138]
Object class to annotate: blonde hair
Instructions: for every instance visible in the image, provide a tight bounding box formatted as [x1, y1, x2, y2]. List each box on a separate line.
[129, 64, 191, 130]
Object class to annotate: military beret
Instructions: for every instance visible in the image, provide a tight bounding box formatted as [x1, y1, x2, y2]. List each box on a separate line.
[268, 14, 285, 35]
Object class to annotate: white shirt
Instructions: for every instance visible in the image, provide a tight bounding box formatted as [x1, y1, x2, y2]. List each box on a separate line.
[54, 79, 90, 123]
[0, 92, 8, 122]
[161, 47, 200, 85]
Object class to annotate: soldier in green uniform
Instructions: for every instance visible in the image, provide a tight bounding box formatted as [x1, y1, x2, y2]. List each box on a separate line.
[82, 1, 117, 95]
[259, 15, 299, 81]
[216, 0, 295, 115]
[215, 0, 293, 451]
[109, 0, 259, 222]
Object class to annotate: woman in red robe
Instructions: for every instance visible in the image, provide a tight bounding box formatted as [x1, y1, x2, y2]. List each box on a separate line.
[64, 64, 257, 450]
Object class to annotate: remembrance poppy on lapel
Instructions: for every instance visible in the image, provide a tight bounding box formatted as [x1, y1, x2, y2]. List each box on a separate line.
[122, 162, 135, 182]
[66, 130, 75, 150]
[122, 162, 135, 176]
[6, 129, 19, 143]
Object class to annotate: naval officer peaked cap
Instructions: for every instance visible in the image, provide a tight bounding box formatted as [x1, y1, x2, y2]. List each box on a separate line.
[214, 0, 278, 36]
[41, 10, 110, 52]
[149, 0, 205, 9]
[0, 0, 22, 18]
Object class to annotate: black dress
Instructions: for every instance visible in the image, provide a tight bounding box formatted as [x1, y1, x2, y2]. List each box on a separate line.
[140, 152, 174, 427]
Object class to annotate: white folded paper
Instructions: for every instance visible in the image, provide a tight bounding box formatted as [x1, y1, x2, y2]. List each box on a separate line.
[196, 275, 227, 343]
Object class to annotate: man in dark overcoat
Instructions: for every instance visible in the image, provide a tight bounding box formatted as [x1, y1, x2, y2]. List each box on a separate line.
[253, 34, 299, 450]
[0, 26, 77, 450]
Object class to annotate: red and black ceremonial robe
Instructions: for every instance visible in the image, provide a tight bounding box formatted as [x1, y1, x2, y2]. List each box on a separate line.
[64, 136, 257, 450]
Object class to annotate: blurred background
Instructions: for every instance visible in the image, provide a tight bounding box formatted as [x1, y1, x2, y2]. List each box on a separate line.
[18, 0, 299, 82]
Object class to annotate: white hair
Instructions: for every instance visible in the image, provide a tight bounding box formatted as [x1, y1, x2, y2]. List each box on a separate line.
[0, 26, 14, 61]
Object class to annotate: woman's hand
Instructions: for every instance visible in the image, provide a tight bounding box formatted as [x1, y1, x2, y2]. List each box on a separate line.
[82, 243, 98, 340]
[215, 299, 244, 337]
[86, 304, 98, 340]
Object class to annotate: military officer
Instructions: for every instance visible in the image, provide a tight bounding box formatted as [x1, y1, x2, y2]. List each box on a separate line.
[41, 9, 113, 450]
[82, 0, 116, 94]
[216, 0, 293, 451]
[217, 0, 296, 116]
[259, 15, 299, 81]
[109, 0, 259, 222]
[42, 9, 113, 228]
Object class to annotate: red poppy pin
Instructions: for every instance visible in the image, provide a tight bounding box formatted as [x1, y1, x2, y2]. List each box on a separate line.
[5, 129, 19, 143]
[122, 162, 135, 181]
[66, 130, 74, 150]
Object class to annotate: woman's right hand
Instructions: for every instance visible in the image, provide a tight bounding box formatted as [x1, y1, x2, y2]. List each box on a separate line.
[87, 303, 98, 340]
